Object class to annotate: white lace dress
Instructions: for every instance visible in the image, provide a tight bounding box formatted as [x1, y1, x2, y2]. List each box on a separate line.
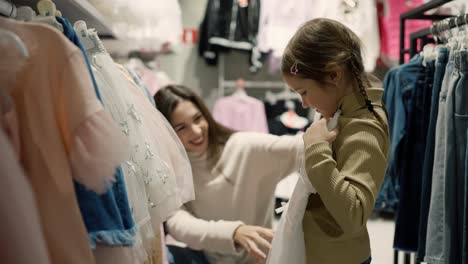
[86, 31, 194, 263]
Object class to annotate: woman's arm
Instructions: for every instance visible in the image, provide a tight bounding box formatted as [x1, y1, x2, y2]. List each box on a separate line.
[226, 132, 304, 182]
[166, 208, 274, 260]
[166, 208, 243, 254]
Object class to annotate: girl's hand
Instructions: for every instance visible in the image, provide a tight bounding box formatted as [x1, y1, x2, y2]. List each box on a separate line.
[303, 118, 339, 146]
[233, 225, 274, 262]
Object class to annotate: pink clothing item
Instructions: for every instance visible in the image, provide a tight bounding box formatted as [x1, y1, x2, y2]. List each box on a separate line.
[140, 67, 160, 95]
[380, 0, 432, 63]
[212, 94, 269, 133]
[126, 58, 173, 96]
[0, 118, 50, 264]
[1, 91, 20, 157]
[0, 38, 24, 158]
[139, 68, 173, 96]
[0, 17, 129, 264]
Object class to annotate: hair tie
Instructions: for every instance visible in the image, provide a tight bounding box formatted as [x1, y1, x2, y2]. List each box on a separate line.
[290, 62, 299, 75]
[365, 99, 374, 113]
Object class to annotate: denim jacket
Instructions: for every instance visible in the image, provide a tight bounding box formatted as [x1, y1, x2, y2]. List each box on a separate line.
[375, 55, 423, 212]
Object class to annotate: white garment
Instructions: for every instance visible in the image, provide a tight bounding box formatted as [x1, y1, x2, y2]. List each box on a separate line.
[257, 0, 379, 72]
[310, 0, 380, 72]
[88, 0, 182, 51]
[166, 132, 303, 264]
[439, 0, 468, 15]
[86, 32, 194, 262]
[267, 111, 341, 264]
[257, 0, 313, 58]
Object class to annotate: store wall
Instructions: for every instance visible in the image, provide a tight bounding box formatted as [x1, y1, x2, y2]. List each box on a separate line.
[158, 0, 283, 108]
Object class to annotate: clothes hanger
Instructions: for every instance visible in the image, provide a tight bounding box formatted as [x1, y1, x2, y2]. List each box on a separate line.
[0, 0, 16, 18]
[0, 29, 28, 104]
[265, 84, 300, 104]
[422, 44, 435, 66]
[73, 20, 97, 51]
[443, 18, 454, 45]
[15, 6, 36, 21]
[440, 19, 447, 44]
[32, 0, 63, 32]
[463, 15, 468, 51]
[461, 14, 468, 51]
[232, 78, 249, 99]
[279, 100, 309, 130]
[422, 23, 437, 67]
[0, 28, 29, 58]
[453, 16, 463, 51]
[430, 24, 440, 45]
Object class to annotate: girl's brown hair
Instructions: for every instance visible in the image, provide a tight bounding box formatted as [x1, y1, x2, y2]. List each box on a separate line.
[154, 85, 234, 160]
[281, 18, 376, 113]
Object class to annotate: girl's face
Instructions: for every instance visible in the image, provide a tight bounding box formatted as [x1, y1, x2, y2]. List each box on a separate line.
[170, 100, 209, 156]
[284, 75, 341, 118]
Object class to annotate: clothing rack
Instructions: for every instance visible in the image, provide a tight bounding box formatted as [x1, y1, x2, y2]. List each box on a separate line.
[12, 0, 116, 38]
[395, 1, 458, 263]
[217, 54, 285, 97]
[399, 0, 454, 64]
[410, 14, 468, 56]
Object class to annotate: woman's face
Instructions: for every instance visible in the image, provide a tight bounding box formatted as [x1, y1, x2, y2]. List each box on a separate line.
[170, 100, 209, 156]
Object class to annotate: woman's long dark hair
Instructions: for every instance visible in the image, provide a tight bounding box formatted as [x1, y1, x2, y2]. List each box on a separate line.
[154, 85, 234, 160]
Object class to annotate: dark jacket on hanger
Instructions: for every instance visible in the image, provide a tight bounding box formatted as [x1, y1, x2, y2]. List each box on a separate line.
[198, 0, 261, 70]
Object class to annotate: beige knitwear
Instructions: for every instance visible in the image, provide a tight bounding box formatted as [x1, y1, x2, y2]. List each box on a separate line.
[303, 88, 390, 264]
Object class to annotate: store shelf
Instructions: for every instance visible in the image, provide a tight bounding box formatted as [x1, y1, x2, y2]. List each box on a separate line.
[13, 0, 116, 38]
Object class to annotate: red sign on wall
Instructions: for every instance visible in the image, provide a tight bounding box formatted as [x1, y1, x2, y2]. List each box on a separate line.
[183, 29, 198, 45]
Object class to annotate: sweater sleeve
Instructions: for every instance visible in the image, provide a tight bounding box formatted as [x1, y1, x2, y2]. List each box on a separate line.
[304, 121, 388, 234]
[230, 133, 303, 182]
[165, 208, 244, 254]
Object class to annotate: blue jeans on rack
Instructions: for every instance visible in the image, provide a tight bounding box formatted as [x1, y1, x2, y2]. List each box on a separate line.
[394, 57, 429, 252]
[453, 51, 468, 264]
[425, 51, 461, 264]
[417, 47, 449, 262]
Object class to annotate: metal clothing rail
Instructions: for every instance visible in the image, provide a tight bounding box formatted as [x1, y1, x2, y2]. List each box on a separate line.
[223, 80, 285, 89]
[399, 0, 454, 64]
[409, 14, 468, 57]
[217, 54, 285, 97]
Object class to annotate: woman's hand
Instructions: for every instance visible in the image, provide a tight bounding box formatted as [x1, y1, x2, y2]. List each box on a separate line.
[303, 118, 339, 146]
[233, 225, 274, 262]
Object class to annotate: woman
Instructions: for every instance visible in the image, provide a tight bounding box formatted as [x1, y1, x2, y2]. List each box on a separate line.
[154, 85, 303, 264]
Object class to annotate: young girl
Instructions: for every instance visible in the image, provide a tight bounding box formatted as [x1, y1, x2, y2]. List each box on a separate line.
[281, 18, 390, 264]
[154, 85, 303, 264]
